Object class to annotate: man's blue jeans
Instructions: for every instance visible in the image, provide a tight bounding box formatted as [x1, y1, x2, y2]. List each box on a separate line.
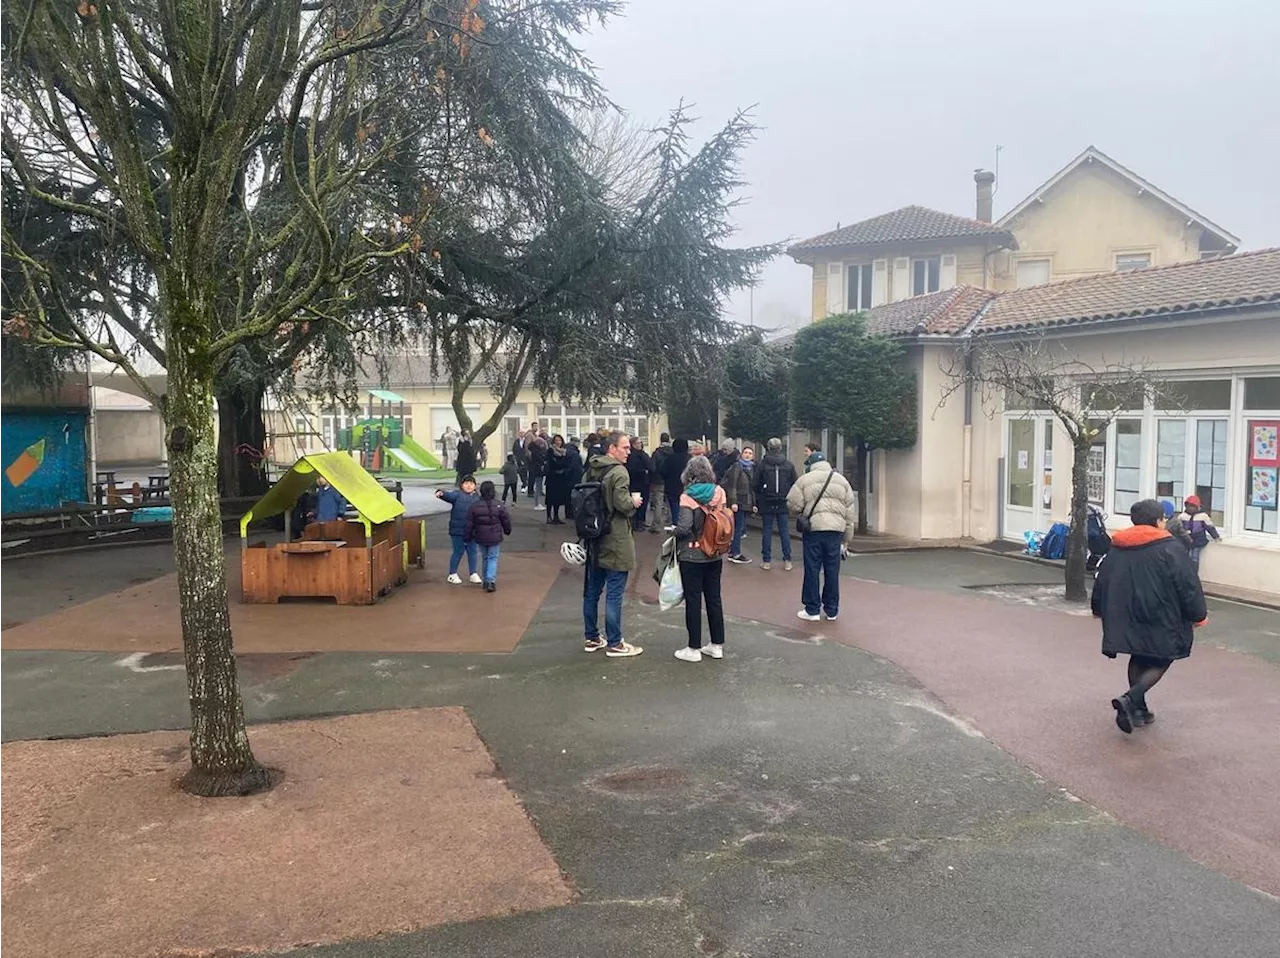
[584, 562, 629, 646]
[449, 534, 479, 576]
[761, 512, 792, 563]
[731, 508, 747, 555]
[481, 543, 501, 583]
[801, 531, 843, 617]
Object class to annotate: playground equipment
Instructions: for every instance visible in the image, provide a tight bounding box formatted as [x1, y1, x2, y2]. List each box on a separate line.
[337, 389, 441, 474]
[239, 452, 426, 604]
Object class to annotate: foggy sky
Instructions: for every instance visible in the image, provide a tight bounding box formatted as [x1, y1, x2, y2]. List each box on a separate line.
[582, 0, 1280, 335]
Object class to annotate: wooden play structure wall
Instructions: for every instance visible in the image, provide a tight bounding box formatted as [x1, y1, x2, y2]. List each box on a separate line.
[241, 517, 425, 605]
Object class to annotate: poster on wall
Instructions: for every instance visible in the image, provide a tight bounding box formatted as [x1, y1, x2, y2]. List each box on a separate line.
[1250, 466, 1278, 509]
[1250, 421, 1280, 467]
[1017, 450, 1029, 470]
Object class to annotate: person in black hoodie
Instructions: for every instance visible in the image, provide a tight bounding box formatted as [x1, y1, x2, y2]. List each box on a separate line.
[661, 437, 691, 529]
[1091, 497, 1207, 734]
[627, 437, 653, 530]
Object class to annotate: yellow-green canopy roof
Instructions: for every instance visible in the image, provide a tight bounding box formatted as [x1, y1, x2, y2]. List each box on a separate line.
[240, 452, 404, 535]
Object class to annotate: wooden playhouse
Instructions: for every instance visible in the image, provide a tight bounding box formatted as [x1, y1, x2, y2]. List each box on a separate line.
[239, 452, 426, 604]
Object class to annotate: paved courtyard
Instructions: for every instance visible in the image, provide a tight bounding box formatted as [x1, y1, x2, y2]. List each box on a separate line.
[2, 510, 1278, 956]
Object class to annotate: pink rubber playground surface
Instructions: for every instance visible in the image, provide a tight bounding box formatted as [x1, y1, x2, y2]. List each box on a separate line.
[634, 537, 1280, 897]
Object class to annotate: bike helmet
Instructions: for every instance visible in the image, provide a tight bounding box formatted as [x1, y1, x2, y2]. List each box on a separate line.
[560, 541, 587, 566]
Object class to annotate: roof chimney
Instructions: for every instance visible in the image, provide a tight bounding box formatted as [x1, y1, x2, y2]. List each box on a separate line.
[974, 169, 995, 223]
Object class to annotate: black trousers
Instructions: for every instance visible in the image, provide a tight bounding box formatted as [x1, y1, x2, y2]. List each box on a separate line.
[503, 482, 518, 502]
[679, 559, 725, 650]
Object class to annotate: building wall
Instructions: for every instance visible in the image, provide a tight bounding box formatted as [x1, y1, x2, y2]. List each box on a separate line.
[95, 409, 166, 464]
[269, 384, 667, 469]
[806, 242, 998, 321]
[994, 162, 1204, 288]
[956, 314, 1280, 595]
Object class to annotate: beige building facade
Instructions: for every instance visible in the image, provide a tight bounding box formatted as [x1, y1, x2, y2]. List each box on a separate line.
[267, 355, 666, 469]
[789, 150, 1278, 598]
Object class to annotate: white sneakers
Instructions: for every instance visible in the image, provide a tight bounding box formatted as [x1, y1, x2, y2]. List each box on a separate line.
[447, 573, 462, 585]
[784, 560, 793, 571]
[469, 573, 483, 584]
[674, 645, 724, 662]
[796, 610, 821, 621]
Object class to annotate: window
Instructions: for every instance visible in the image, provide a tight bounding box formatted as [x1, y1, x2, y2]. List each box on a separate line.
[1087, 420, 1107, 503]
[1016, 258, 1051, 288]
[1007, 419, 1034, 508]
[1082, 382, 1145, 414]
[1194, 419, 1228, 525]
[1245, 377, 1280, 410]
[1162, 379, 1231, 411]
[1115, 252, 1151, 272]
[1113, 420, 1143, 514]
[911, 257, 940, 296]
[293, 415, 311, 454]
[846, 263, 874, 311]
[1243, 418, 1280, 536]
[1156, 419, 1187, 505]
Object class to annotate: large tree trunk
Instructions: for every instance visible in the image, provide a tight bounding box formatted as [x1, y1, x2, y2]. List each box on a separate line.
[1065, 437, 1091, 603]
[166, 314, 270, 797]
[216, 383, 272, 499]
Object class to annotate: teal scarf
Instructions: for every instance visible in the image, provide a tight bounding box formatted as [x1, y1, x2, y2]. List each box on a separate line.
[685, 482, 717, 503]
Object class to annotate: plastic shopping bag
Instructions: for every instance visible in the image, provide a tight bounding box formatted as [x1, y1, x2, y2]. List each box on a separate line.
[658, 559, 684, 611]
[1023, 529, 1045, 557]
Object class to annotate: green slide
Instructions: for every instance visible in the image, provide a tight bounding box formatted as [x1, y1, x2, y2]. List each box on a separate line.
[399, 435, 442, 469]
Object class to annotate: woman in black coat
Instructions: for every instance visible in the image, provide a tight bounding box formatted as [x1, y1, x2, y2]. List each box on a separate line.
[544, 434, 573, 524]
[661, 438, 690, 527]
[1091, 497, 1207, 734]
[453, 435, 477, 486]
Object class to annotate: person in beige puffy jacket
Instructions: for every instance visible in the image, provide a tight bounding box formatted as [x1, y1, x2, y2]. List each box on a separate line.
[786, 446, 856, 622]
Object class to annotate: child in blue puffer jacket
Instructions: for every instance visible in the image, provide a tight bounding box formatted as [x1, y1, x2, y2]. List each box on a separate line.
[436, 475, 481, 584]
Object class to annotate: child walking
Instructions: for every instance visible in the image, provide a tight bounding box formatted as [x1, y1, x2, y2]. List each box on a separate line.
[501, 454, 520, 503]
[436, 476, 481, 584]
[1179, 495, 1221, 570]
[464, 481, 512, 593]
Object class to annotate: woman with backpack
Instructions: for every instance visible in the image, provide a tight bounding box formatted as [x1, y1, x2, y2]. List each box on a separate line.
[463, 480, 512, 593]
[672, 455, 732, 662]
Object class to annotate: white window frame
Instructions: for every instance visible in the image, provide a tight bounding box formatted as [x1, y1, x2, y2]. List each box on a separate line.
[1015, 257, 1052, 288]
[845, 263, 874, 312]
[1114, 250, 1153, 272]
[911, 256, 941, 296]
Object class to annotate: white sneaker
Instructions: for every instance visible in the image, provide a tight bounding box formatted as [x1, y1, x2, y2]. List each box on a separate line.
[796, 610, 821, 621]
[469, 573, 482, 584]
[824, 613, 839, 622]
[674, 647, 702, 663]
[605, 641, 644, 658]
[447, 573, 462, 584]
[784, 560, 793, 571]
[760, 562, 771, 571]
[704, 645, 724, 660]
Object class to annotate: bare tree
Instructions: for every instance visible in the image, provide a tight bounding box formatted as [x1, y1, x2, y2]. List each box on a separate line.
[941, 336, 1178, 602]
[1, 0, 499, 795]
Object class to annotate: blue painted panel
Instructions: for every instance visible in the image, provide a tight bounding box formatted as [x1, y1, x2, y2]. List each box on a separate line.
[1, 411, 88, 514]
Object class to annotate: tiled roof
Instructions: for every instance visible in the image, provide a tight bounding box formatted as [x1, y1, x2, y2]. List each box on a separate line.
[789, 206, 1014, 258]
[862, 286, 999, 336]
[973, 247, 1280, 333]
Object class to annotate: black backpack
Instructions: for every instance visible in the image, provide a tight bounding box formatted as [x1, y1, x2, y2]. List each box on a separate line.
[760, 462, 790, 502]
[572, 463, 620, 542]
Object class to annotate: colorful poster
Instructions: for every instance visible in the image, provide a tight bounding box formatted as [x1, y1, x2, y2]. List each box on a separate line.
[1250, 421, 1280, 467]
[1250, 466, 1278, 509]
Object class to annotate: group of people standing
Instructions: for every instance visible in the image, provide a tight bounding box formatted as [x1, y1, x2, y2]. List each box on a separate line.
[508, 422, 594, 523]
[567, 430, 858, 664]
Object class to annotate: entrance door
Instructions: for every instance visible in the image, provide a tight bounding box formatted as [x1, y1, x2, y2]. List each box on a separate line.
[1004, 417, 1054, 540]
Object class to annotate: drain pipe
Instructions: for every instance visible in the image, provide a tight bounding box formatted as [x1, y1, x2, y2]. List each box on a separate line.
[962, 346, 974, 539]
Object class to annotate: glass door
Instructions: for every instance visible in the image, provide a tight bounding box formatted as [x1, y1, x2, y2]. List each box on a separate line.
[1005, 416, 1054, 540]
